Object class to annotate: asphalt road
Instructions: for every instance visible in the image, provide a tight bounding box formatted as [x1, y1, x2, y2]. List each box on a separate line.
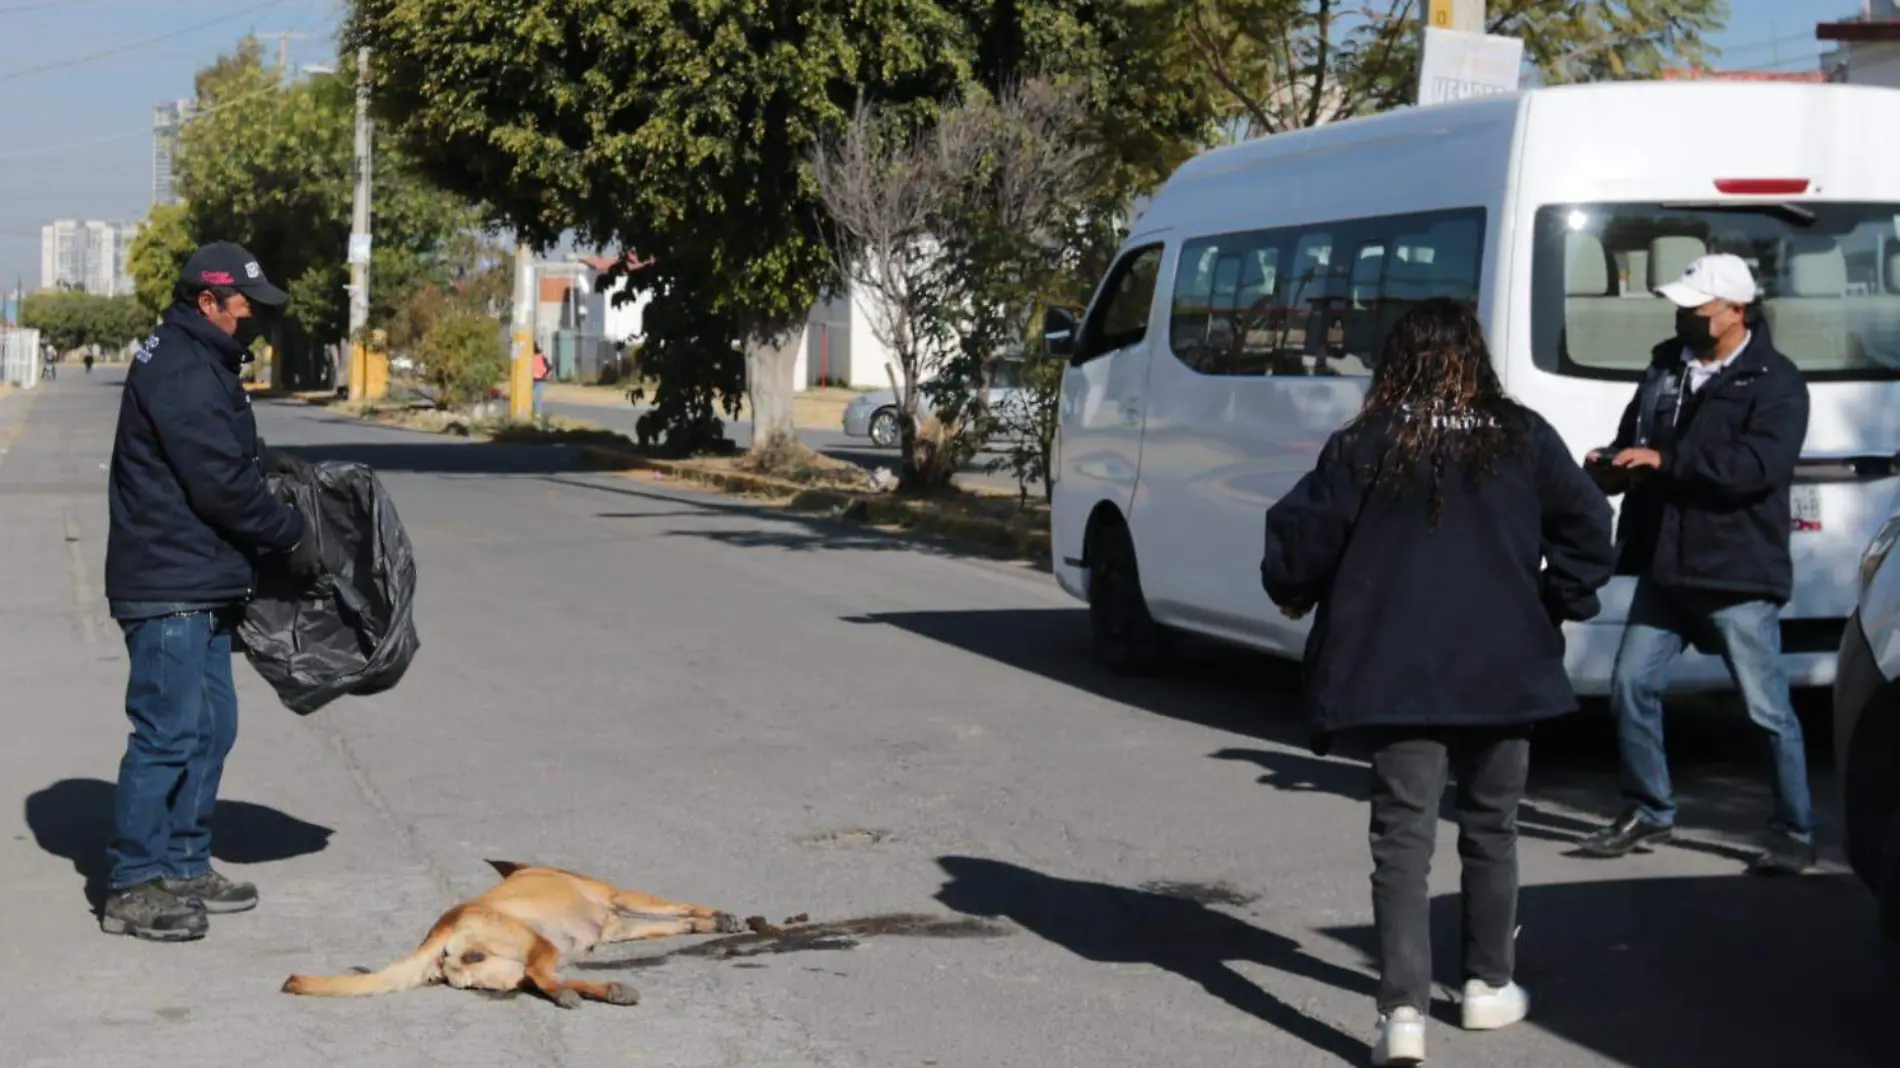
[0, 368, 1886, 1067]
[543, 399, 1039, 497]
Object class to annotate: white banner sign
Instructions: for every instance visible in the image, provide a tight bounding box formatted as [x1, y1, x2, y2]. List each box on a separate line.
[1416, 27, 1524, 107]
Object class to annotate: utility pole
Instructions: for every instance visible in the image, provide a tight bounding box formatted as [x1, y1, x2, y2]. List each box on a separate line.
[346, 46, 377, 400]
[257, 30, 311, 85]
[509, 240, 537, 422]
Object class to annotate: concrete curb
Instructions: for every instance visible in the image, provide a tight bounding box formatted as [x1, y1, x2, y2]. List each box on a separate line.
[577, 445, 1051, 561]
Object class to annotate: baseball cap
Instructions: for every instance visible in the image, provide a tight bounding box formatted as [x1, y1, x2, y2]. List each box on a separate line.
[180, 241, 290, 306]
[1656, 253, 1757, 308]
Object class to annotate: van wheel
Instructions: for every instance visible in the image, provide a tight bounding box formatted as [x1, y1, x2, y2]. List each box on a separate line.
[1088, 521, 1171, 676]
[868, 409, 901, 449]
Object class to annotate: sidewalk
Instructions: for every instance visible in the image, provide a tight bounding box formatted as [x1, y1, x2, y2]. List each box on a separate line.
[541, 381, 864, 430]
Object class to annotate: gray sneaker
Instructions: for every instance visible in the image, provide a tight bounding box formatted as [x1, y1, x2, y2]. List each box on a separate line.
[101, 880, 208, 942]
[158, 870, 258, 914]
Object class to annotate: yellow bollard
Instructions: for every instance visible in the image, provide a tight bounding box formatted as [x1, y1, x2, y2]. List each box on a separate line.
[363, 330, 390, 401]
[508, 325, 535, 422]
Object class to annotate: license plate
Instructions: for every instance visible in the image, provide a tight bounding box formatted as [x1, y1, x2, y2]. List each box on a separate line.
[1792, 484, 1822, 533]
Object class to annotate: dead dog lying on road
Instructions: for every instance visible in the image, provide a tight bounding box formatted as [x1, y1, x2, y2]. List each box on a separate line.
[281, 861, 744, 1007]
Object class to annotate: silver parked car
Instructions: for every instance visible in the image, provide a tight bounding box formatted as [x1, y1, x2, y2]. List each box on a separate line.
[841, 360, 1030, 448]
[1835, 501, 1900, 981]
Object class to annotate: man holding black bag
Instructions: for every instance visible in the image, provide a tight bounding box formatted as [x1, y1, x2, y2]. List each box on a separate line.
[100, 242, 322, 941]
[1577, 252, 1816, 875]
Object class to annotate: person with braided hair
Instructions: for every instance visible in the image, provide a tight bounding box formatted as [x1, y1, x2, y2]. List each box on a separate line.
[1260, 298, 1616, 1066]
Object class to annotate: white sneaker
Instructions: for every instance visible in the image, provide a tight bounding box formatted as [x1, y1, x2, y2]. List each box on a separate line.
[1460, 979, 1529, 1031]
[1371, 1006, 1426, 1066]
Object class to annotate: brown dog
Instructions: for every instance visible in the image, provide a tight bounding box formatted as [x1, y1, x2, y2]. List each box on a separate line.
[281, 860, 743, 1007]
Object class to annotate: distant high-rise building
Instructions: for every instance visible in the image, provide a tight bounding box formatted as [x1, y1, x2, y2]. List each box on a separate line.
[40, 219, 141, 296]
[152, 99, 196, 207]
[40, 220, 83, 290]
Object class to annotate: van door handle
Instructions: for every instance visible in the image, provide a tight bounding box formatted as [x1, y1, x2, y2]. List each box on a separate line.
[1122, 402, 1141, 426]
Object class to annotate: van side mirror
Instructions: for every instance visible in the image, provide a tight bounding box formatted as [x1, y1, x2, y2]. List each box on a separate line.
[1043, 306, 1082, 359]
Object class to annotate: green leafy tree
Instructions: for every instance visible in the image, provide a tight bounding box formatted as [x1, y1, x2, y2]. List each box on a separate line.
[419, 306, 511, 410]
[153, 37, 480, 353]
[127, 202, 198, 322]
[21, 292, 149, 353]
[341, 2, 1228, 456]
[344, 0, 975, 455]
[1157, 0, 1727, 137]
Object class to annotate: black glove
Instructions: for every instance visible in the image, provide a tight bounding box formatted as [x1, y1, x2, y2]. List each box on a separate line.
[266, 447, 314, 480]
[287, 534, 323, 581]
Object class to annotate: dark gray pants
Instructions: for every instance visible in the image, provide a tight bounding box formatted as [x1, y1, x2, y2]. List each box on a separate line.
[1365, 725, 1531, 1014]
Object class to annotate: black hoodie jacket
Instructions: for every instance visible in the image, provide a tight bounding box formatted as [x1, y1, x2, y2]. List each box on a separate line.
[1261, 406, 1616, 738]
[105, 302, 306, 604]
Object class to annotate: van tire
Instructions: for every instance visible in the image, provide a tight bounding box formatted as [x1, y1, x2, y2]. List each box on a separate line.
[1087, 520, 1172, 676]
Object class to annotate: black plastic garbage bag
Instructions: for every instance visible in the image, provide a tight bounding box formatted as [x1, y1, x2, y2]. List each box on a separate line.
[238, 459, 420, 715]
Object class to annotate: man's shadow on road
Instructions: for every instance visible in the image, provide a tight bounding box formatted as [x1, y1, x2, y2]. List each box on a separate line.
[24, 778, 334, 916]
[1209, 744, 1761, 864]
[934, 855, 1374, 1064]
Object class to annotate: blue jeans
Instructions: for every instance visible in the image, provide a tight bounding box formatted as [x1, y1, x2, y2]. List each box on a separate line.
[1610, 580, 1815, 840]
[107, 605, 240, 890]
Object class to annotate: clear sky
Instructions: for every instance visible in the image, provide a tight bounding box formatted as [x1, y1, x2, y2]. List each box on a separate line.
[0, 0, 1861, 291]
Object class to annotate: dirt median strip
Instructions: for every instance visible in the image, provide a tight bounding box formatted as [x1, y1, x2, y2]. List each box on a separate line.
[576, 445, 1050, 562]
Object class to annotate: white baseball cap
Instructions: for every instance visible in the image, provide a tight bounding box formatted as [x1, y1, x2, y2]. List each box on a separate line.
[1656, 253, 1758, 308]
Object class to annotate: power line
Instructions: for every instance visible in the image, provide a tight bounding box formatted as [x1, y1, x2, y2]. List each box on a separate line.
[0, 0, 104, 14]
[1714, 30, 1823, 59]
[0, 81, 285, 163]
[0, 0, 286, 84]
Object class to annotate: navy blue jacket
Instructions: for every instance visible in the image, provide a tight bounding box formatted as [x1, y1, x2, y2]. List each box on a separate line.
[1261, 406, 1616, 737]
[105, 303, 306, 604]
[1598, 331, 1809, 604]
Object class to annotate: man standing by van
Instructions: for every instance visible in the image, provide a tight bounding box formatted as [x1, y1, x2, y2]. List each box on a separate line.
[1577, 253, 1816, 875]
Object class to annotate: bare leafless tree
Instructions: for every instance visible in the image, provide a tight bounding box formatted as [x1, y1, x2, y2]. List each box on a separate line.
[813, 77, 1100, 494]
[812, 101, 960, 491]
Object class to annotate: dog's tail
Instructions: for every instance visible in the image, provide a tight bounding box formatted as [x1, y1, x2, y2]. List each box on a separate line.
[281, 911, 461, 998]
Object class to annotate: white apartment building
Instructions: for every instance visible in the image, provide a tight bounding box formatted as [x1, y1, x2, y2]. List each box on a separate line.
[39, 220, 141, 296]
[39, 220, 82, 292]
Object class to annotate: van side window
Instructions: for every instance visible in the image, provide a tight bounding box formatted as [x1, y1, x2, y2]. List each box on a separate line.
[1078, 244, 1164, 363]
[1169, 208, 1486, 377]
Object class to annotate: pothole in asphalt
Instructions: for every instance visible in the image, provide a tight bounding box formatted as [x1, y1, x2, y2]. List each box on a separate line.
[799, 828, 891, 849]
[577, 912, 1013, 972]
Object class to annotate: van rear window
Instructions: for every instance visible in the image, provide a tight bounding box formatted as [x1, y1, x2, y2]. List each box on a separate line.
[1532, 202, 1900, 381]
[1168, 207, 1485, 377]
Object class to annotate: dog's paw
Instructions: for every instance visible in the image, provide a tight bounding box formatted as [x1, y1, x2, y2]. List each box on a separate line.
[711, 911, 744, 934]
[554, 988, 583, 1010]
[602, 982, 641, 1006]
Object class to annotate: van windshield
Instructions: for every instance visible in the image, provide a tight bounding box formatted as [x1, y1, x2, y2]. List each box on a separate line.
[1531, 202, 1900, 381]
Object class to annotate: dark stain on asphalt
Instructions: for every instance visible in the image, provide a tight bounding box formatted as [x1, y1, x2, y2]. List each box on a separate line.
[576, 912, 1012, 972]
[1137, 880, 1259, 908]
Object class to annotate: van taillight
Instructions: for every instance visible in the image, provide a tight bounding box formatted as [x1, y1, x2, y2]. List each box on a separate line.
[1714, 178, 1811, 195]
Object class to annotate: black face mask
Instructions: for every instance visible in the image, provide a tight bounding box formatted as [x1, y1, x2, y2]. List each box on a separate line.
[231, 314, 268, 351]
[1675, 305, 1718, 355]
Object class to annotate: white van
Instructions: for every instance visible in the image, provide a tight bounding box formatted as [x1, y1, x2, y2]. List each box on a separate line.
[1045, 80, 1900, 696]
